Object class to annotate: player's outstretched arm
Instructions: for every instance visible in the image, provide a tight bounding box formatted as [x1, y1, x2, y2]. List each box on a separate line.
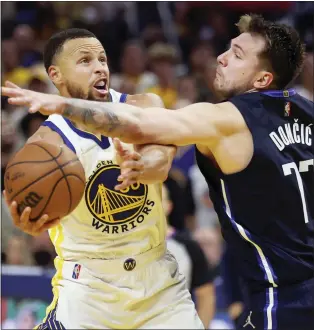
[60, 99, 247, 149]
[2, 82, 247, 148]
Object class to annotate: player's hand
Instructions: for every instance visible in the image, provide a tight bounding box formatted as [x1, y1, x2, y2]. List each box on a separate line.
[1, 81, 66, 116]
[113, 138, 144, 191]
[3, 190, 60, 236]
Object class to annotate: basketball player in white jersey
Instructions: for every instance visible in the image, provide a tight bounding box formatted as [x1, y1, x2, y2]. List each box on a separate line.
[3, 29, 204, 329]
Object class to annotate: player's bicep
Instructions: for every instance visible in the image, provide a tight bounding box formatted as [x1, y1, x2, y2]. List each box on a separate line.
[142, 102, 245, 147]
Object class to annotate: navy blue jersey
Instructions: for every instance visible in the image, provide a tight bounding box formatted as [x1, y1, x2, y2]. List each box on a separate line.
[195, 89, 314, 291]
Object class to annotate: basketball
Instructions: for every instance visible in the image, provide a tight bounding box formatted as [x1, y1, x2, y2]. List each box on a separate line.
[4, 140, 86, 222]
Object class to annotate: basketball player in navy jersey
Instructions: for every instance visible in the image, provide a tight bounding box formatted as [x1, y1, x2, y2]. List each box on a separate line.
[3, 14, 314, 329]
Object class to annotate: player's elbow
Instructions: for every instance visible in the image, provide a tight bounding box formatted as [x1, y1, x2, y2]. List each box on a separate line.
[154, 163, 170, 183]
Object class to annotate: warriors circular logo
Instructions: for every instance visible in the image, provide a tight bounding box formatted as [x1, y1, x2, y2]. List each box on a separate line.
[85, 165, 148, 225]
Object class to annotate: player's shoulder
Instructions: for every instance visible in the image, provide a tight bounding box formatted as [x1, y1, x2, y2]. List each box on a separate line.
[109, 88, 127, 103]
[126, 93, 164, 107]
[222, 92, 260, 114]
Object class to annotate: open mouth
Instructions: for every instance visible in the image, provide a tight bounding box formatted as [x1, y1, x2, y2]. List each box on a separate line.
[93, 78, 108, 95]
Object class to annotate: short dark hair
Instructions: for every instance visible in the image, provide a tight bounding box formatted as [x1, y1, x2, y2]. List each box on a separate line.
[236, 14, 306, 89]
[43, 28, 96, 73]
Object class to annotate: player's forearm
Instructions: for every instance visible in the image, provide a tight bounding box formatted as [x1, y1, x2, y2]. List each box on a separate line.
[197, 301, 214, 329]
[136, 144, 177, 184]
[195, 284, 215, 328]
[62, 98, 146, 143]
[61, 98, 215, 146]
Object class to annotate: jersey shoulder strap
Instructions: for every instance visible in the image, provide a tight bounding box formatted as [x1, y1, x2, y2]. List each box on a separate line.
[109, 89, 127, 103]
[42, 114, 82, 156]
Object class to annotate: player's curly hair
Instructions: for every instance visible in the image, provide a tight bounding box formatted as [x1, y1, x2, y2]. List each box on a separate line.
[43, 28, 97, 73]
[236, 14, 306, 89]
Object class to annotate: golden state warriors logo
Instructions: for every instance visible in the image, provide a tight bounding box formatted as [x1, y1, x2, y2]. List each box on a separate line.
[85, 162, 154, 234]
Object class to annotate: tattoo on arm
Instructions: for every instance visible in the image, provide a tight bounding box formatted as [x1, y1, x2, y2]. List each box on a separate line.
[62, 98, 139, 140]
[108, 112, 122, 133]
[82, 108, 95, 126]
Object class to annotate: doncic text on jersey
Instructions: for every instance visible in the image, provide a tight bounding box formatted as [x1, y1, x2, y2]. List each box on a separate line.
[270, 119, 312, 151]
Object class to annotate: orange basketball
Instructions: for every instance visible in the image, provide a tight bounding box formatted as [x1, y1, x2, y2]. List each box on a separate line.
[4, 140, 86, 222]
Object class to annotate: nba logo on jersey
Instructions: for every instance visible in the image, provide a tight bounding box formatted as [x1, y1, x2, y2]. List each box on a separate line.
[72, 264, 81, 279]
[284, 102, 291, 117]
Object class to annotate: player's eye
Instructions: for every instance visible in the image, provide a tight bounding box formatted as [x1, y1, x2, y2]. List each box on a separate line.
[235, 53, 241, 59]
[99, 57, 107, 63]
[80, 58, 90, 64]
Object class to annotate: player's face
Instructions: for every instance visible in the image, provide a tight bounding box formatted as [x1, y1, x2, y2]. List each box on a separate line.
[214, 33, 269, 99]
[56, 38, 110, 101]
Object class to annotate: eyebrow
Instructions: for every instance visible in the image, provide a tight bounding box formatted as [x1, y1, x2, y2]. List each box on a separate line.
[232, 42, 245, 56]
[77, 50, 106, 56]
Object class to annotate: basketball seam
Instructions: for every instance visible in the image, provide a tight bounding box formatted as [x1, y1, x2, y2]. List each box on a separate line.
[5, 148, 63, 170]
[30, 173, 84, 222]
[31, 143, 74, 215]
[9, 158, 81, 202]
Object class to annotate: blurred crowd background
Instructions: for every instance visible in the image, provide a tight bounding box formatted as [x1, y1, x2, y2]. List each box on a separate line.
[1, 1, 313, 329]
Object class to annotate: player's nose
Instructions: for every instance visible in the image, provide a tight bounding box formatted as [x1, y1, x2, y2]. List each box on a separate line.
[94, 61, 107, 75]
[217, 52, 227, 67]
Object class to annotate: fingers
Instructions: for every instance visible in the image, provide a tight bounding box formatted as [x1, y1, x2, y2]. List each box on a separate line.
[2, 86, 33, 108]
[5, 81, 21, 89]
[34, 214, 50, 230]
[3, 190, 9, 206]
[4, 194, 59, 235]
[8, 96, 32, 106]
[113, 139, 141, 161]
[119, 170, 141, 182]
[115, 154, 144, 190]
[1, 87, 24, 98]
[126, 151, 141, 161]
[24, 214, 59, 236]
[20, 206, 32, 226]
[29, 103, 41, 113]
[113, 138, 124, 152]
[120, 159, 144, 172]
[115, 169, 143, 191]
[113, 138, 129, 157]
[115, 178, 137, 191]
[10, 201, 21, 226]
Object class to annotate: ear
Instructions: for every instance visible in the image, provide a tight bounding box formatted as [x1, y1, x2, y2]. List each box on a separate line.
[48, 65, 63, 86]
[254, 71, 273, 89]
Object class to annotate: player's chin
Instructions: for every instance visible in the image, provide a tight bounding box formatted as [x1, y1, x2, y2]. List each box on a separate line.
[213, 80, 222, 93]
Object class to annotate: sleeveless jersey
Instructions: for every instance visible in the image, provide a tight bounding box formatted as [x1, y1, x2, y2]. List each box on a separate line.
[42, 89, 166, 260]
[195, 89, 314, 290]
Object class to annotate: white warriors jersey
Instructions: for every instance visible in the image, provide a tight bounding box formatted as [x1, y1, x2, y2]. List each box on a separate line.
[43, 89, 167, 260]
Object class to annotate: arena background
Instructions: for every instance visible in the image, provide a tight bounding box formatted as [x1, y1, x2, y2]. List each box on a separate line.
[1, 1, 313, 329]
